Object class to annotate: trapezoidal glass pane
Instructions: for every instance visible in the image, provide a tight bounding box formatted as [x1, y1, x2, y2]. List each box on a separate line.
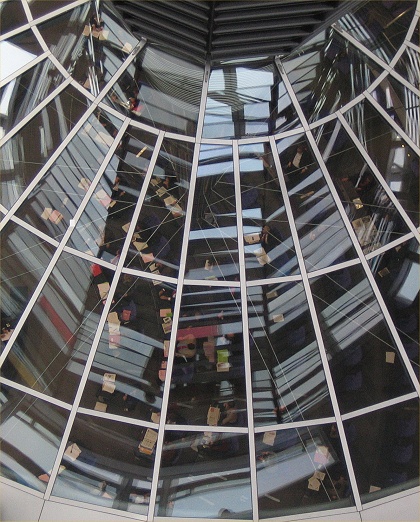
[0, 384, 70, 492]
[248, 282, 334, 426]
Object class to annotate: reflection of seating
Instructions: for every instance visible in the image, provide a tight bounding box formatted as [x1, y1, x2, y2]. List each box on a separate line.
[391, 443, 413, 464]
[342, 371, 362, 391]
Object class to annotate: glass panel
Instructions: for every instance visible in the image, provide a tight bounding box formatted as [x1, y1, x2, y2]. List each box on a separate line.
[156, 430, 252, 518]
[0, 221, 56, 343]
[239, 142, 299, 279]
[203, 61, 299, 139]
[0, 58, 66, 133]
[371, 238, 419, 377]
[80, 273, 175, 421]
[13, 111, 121, 241]
[29, 0, 70, 19]
[310, 263, 416, 414]
[256, 424, 354, 518]
[0, 384, 70, 492]
[344, 398, 419, 499]
[371, 75, 419, 147]
[1, 253, 112, 403]
[0, 84, 89, 210]
[0, 0, 28, 35]
[394, 47, 420, 89]
[124, 137, 194, 278]
[276, 134, 358, 271]
[344, 99, 419, 226]
[105, 45, 204, 135]
[337, 1, 416, 63]
[166, 285, 247, 427]
[0, 29, 43, 82]
[185, 144, 239, 280]
[67, 120, 156, 262]
[314, 119, 412, 254]
[52, 413, 154, 515]
[249, 282, 334, 426]
[37, 2, 138, 95]
[282, 29, 383, 123]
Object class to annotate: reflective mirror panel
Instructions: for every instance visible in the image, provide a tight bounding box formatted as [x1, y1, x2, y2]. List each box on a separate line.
[0, 84, 89, 210]
[186, 144, 239, 280]
[276, 135, 358, 271]
[124, 137, 194, 278]
[0, 221, 56, 341]
[371, 238, 419, 377]
[310, 264, 416, 414]
[344, 398, 419, 499]
[52, 413, 155, 515]
[203, 61, 299, 139]
[344, 100, 419, 226]
[282, 29, 383, 123]
[167, 285, 247, 427]
[336, 1, 416, 63]
[256, 424, 354, 518]
[105, 45, 204, 135]
[313, 119, 411, 254]
[156, 430, 252, 518]
[80, 273, 172, 421]
[13, 111, 121, 241]
[0, 384, 70, 492]
[239, 142, 299, 279]
[249, 282, 334, 426]
[1, 253, 112, 403]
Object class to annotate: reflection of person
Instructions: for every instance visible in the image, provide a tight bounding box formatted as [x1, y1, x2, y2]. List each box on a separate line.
[285, 143, 312, 175]
[221, 401, 238, 425]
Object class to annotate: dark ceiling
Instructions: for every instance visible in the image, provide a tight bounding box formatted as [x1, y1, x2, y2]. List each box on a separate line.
[112, 0, 355, 64]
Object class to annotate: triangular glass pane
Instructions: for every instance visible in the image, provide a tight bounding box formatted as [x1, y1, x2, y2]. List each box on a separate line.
[0, 221, 56, 338]
[36, 2, 138, 94]
[67, 120, 157, 262]
[256, 424, 354, 517]
[0, 84, 89, 209]
[0, 384, 70, 492]
[344, 99, 419, 226]
[282, 29, 384, 123]
[52, 412, 155, 515]
[276, 134, 359, 272]
[0, 0, 28, 35]
[185, 143, 239, 280]
[371, 74, 419, 147]
[370, 238, 419, 378]
[28, 0, 71, 20]
[104, 45, 204, 136]
[343, 398, 419, 498]
[313, 119, 412, 254]
[80, 273, 175, 422]
[239, 142, 299, 279]
[394, 47, 420, 90]
[1, 252, 114, 403]
[248, 282, 334, 426]
[310, 263, 416, 414]
[203, 62, 299, 139]
[166, 284, 247, 427]
[13, 111, 122, 240]
[124, 137, 194, 278]
[0, 29, 43, 82]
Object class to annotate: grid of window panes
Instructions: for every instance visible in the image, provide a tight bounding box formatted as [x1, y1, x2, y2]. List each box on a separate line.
[0, 0, 419, 520]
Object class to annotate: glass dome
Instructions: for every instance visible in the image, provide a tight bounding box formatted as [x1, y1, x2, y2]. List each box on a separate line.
[0, 1, 419, 520]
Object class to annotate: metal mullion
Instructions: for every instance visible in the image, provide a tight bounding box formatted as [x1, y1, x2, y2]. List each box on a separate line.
[233, 140, 259, 522]
[269, 134, 363, 511]
[304, 130, 420, 397]
[307, 258, 361, 280]
[147, 62, 211, 522]
[0, 75, 72, 148]
[8, 215, 60, 248]
[0, 52, 49, 88]
[21, 0, 33, 22]
[254, 416, 337, 434]
[341, 392, 419, 422]
[245, 274, 301, 288]
[28, 0, 90, 29]
[122, 266, 177, 286]
[364, 232, 416, 261]
[388, 68, 420, 97]
[0, 23, 31, 42]
[406, 40, 420, 53]
[0, 119, 129, 370]
[44, 120, 155, 500]
[0, 377, 72, 412]
[399, 12, 420, 54]
[44, 52, 72, 80]
[77, 407, 158, 430]
[30, 24, 49, 53]
[364, 90, 420, 155]
[61, 245, 117, 271]
[337, 111, 420, 239]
